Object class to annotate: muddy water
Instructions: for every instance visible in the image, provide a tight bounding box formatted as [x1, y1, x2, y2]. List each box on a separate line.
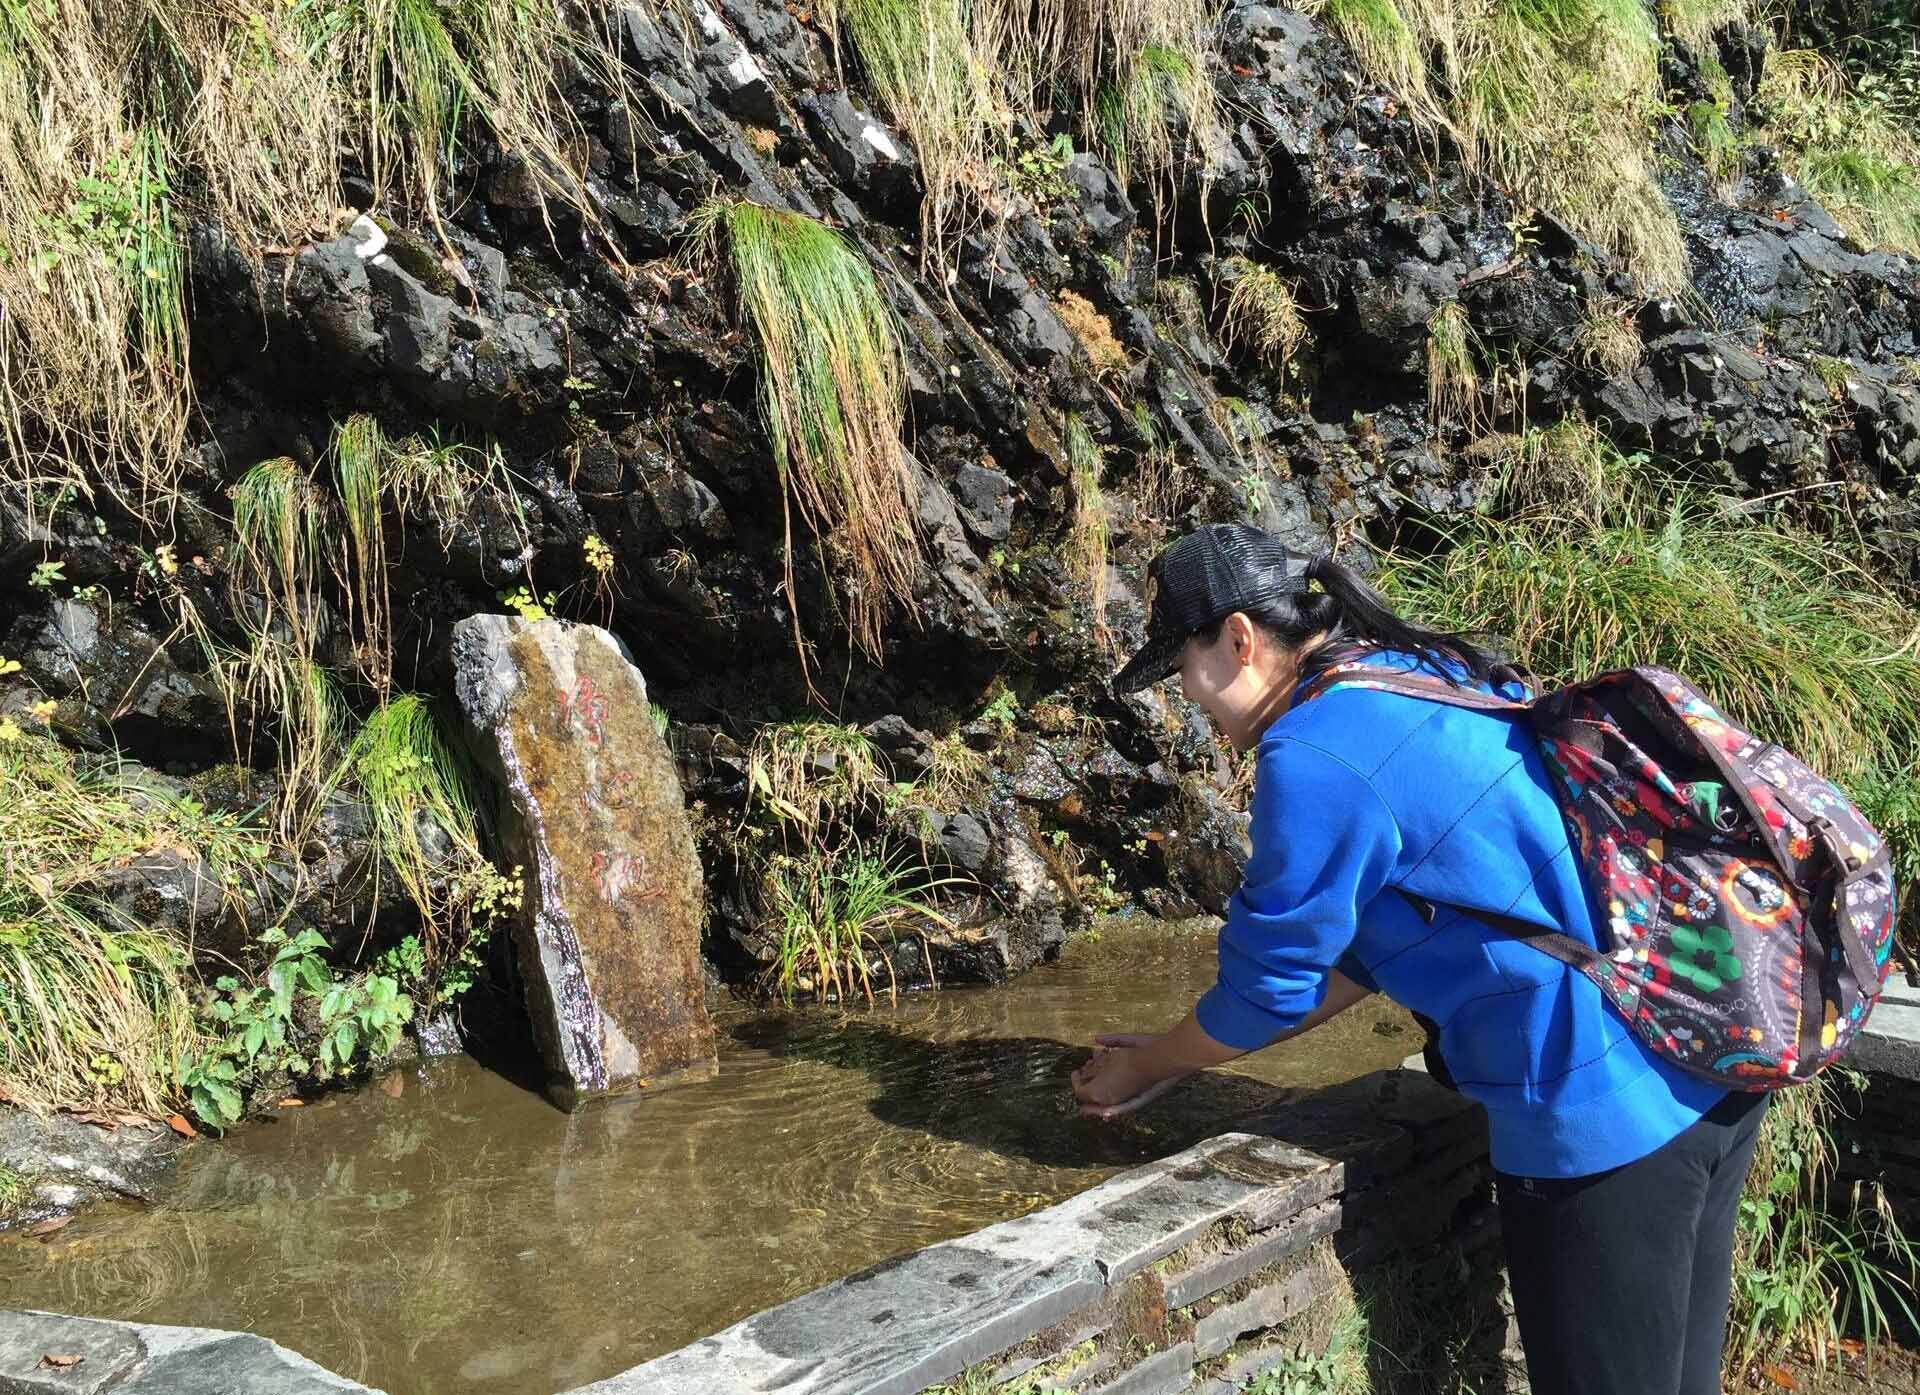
[0, 919, 1414, 1394]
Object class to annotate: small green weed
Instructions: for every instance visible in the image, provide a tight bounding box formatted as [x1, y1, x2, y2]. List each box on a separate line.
[761, 841, 957, 1007]
[1729, 1074, 1920, 1376]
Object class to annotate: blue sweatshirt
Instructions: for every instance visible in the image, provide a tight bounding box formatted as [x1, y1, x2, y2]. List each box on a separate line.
[1195, 649, 1727, 1178]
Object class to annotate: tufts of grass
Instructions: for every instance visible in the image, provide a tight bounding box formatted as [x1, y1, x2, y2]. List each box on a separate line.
[689, 199, 920, 667]
[336, 414, 395, 694]
[0, 3, 191, 519]
[1306, 0, 1686, 287]
[746, 720, 891, 842]
[302, 0, 634, 237]
[1065, 414, 1113, 651]
[344, 695, 495, 969]
[1426, 301, 1481, 431]
[0, 1163, 27, 1217]
[987, 0, 1219, 201]
[1219, 258, 1308, 374]
[1687, 98, 1743, 188]
[1754, 49, 1920, 255]
[0, 1, 635, 522]
[1729, 1074, 1920, 1377]
[1658, 0, 1748, 52]
[1572, 301, 1645, 376]
[1092, 42, 1218, 196]
[761, 841, 956, 1007]
[1378, 459, 1920, 789]
[0, 730, 270, 1114]
[824, 0, 1008, 254]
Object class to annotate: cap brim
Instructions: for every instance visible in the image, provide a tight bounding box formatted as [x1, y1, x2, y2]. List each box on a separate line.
[1112, 628, 1186, 693]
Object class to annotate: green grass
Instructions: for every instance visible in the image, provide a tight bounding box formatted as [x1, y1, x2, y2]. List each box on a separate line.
[1753, 48, 1920, 255]
[1306, 0, 1685, 287]
[345, 695, 494, 971]
[1687, 98, 1742, 187]
[1729, 1074, 1920, 1377]
[1094, 42, 1216, 194]
[826, 0, 1006, 251]
[746, 720, 890, 840]
[0, 1163, 28, 1217]
[689, 199, 919, 667]
[336, 414, 393, 693]
[762, 842, 956, 1007]
[0, 0, 631, 521]
[0, 730, 273, 1114]
[1380, 482, 1920, 786]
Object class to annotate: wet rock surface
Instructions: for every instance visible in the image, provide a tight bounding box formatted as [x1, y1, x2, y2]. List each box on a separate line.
[452, 615, 717, 1107]
[0, 1113, 187, 1230]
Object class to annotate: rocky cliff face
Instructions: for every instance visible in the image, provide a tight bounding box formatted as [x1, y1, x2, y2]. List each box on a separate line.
[2, 0, 1916, 1011]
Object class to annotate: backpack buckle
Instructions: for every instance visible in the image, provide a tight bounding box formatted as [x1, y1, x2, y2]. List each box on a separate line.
[1808, 817, 1862, 874]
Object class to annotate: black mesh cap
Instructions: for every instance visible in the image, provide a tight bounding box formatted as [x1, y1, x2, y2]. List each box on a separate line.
[1111, 523, 1313, 692]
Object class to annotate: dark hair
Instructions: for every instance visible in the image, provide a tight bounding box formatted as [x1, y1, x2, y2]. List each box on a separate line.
[1194, 554, 1507, 686]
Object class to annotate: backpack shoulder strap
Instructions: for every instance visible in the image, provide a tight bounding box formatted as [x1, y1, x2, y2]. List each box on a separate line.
[1294, 661, 1536, 715]
[1398, 891, 1603, 971]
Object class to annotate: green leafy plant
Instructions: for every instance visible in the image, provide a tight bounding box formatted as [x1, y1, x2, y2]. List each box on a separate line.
[1729, 1073, 1920, 1376]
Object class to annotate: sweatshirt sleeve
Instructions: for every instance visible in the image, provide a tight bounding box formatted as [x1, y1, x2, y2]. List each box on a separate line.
[1195, 737, 1403, 1049]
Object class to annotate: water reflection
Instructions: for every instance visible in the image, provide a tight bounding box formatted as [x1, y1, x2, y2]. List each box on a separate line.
[0, 919, 1413, 1394]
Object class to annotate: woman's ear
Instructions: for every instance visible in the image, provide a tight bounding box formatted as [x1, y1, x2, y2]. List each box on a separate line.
[1226, 611, 1258, 666]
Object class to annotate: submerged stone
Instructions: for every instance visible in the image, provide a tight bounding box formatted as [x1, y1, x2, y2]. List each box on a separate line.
[451, 615, 717, 1109]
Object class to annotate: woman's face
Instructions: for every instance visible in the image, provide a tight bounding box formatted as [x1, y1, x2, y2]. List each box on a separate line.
[1177, 613, 1296, 753]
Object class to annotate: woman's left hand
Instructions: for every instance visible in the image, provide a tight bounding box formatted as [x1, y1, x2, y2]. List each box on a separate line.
[1071, 1034, 1189, 1119]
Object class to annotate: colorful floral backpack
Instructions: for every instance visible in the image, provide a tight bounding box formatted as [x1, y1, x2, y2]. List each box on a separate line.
[1299, 662, 1903, 1090]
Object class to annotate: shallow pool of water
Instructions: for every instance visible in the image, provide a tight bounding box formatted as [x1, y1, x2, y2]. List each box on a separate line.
[0, 919, 1414, 1393]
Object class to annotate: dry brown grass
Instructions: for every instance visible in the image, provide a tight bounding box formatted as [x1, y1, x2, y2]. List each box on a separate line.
[1056, 290, 1131, 381]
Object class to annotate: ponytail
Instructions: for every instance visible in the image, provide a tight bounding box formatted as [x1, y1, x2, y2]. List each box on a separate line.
[1299, 555, 1504, 684]
[1196, 551, 1506, 687]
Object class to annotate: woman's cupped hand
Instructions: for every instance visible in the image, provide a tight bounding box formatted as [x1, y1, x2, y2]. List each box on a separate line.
[1069, 1033, 1190, 1120]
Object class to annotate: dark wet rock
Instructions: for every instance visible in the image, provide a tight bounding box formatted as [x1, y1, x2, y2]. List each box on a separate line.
[952, 463, 1015, 542]
[862, 714, 934, 778]
[934, 812, 993, 873]
[367, 256, 455, 381]
[1063, 156, 1135, 248]
[0, 1111, 187, 1229]
[452, 615, 718, 1109]
[0, 1310, 384, 1393]
[802, 92, 917, 200]
[5, 600, 230, 769]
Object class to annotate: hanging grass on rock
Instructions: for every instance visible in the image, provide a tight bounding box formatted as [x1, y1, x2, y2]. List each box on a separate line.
[1219, 258, 1309, 375]
[1302, 0, 1685, 287]
[345, 695, 504, 978]
[1065, 414, 1113, 652]
[0, 0, 633, 520]
[821, 0, 1008, 252]
[689, 199, 921, 668]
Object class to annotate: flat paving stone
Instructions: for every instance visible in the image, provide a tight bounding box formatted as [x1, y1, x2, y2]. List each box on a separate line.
[1193, 1262, 1325, 1360]
[565, 1247, 1103, 1395]
[0, 1311, 382, 1395]
[1851, 998, 1920, 1081]
[1084, 1342, 1194, 1395]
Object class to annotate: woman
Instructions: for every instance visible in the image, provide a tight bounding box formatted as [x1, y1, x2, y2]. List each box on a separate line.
[1074, 521, 1764, 1395]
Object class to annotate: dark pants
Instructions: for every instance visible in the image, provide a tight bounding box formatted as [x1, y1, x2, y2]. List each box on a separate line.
[1497, 1091, 1767, 1395]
